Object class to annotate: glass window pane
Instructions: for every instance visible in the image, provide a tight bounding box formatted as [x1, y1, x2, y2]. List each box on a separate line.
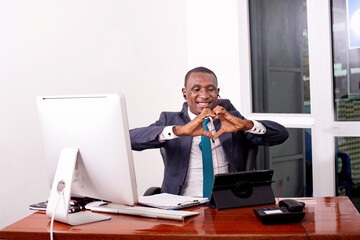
[336, 137, 360, 212]
[256, 128, 313, 197]
[249, 0, 310, 114]
[332, 0, 360, 121]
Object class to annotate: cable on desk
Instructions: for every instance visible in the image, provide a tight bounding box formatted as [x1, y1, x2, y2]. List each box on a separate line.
[273, 180, 283, 202]
[50, 188, 65, 240]
[298, 222, 310, 240]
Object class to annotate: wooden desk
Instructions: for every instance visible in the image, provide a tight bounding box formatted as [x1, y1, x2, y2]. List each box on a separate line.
[1, 197, 359, 240]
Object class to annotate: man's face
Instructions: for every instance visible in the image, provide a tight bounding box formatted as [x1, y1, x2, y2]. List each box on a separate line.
[182, 72, 219, 115]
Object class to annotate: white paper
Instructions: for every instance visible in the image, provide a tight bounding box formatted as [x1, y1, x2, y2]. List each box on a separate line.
[138, 193, 209, 210]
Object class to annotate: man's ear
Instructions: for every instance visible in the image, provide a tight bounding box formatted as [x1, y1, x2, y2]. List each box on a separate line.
[182, 88, 187, 99]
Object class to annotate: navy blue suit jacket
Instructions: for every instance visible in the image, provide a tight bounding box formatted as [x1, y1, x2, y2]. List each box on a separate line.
[130, 100, 288, 195]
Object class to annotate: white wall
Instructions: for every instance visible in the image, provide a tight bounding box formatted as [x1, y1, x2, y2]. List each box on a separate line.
[0, 0, 187, 228]
[186, 0, 241, 109]
[0, 0, 240, 229]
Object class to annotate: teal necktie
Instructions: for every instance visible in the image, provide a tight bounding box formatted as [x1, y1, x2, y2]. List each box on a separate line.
[199, 118, 214, 198]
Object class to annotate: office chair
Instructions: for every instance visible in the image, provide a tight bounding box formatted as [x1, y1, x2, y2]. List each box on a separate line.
[143, 145, 258, 196]
[337, 152, 353, 200]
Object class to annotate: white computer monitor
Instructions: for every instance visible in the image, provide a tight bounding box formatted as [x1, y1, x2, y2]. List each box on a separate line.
[37, 93, 138, 225]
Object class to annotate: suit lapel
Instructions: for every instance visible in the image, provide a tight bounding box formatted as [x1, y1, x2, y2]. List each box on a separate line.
[179, 102, 193, 173]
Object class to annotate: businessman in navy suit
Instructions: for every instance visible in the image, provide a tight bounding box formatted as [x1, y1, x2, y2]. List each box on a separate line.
[130, 67, 288, 197]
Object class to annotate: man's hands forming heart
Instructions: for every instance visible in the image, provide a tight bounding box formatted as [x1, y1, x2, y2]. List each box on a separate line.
[173, 106, 254, 140]
[173, 108, 215, 139]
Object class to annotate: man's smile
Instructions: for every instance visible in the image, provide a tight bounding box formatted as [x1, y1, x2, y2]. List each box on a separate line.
[196, 101, 212, 108]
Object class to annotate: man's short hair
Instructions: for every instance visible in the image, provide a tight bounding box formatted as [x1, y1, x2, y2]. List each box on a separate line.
[184, 66, 218, 87]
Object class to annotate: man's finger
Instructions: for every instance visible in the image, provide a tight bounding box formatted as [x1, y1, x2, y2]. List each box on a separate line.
[213, 128, 225, 140]
[202, 130, 214, 139]
[212, 115, 219, 121]
[196, 110, 215, 123]
[202, 110, 216, 119]
[213, 105, 224, 111]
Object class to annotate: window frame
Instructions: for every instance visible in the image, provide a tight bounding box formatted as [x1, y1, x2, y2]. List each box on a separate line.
[238, 0, 360, 197]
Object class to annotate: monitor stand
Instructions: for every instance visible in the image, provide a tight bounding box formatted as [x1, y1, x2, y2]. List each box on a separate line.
[46, 148, 111, 225]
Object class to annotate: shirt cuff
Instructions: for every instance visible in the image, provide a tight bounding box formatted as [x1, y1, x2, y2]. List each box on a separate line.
[246, 120, 266, 134]
[158, 126, 179, 141]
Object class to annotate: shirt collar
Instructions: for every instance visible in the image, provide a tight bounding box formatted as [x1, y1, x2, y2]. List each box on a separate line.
[187, 107, 197, 121]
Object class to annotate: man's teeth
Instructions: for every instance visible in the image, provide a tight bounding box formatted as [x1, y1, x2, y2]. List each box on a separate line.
[198, 102, 210, 107]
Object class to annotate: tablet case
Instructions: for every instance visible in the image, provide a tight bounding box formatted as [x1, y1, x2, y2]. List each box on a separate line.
[208, 169, 275, 210]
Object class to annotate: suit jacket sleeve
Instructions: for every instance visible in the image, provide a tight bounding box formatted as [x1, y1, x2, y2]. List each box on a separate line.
[224, 110, 288, 147]
[247, 120, 289, 146]
[130, 112, 181, 151]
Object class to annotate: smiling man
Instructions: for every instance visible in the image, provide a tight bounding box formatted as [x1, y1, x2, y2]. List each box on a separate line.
[130, 66, 289, 197]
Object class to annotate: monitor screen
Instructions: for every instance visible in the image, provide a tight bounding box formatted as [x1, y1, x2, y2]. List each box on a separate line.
[37, 93, 138, 225]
